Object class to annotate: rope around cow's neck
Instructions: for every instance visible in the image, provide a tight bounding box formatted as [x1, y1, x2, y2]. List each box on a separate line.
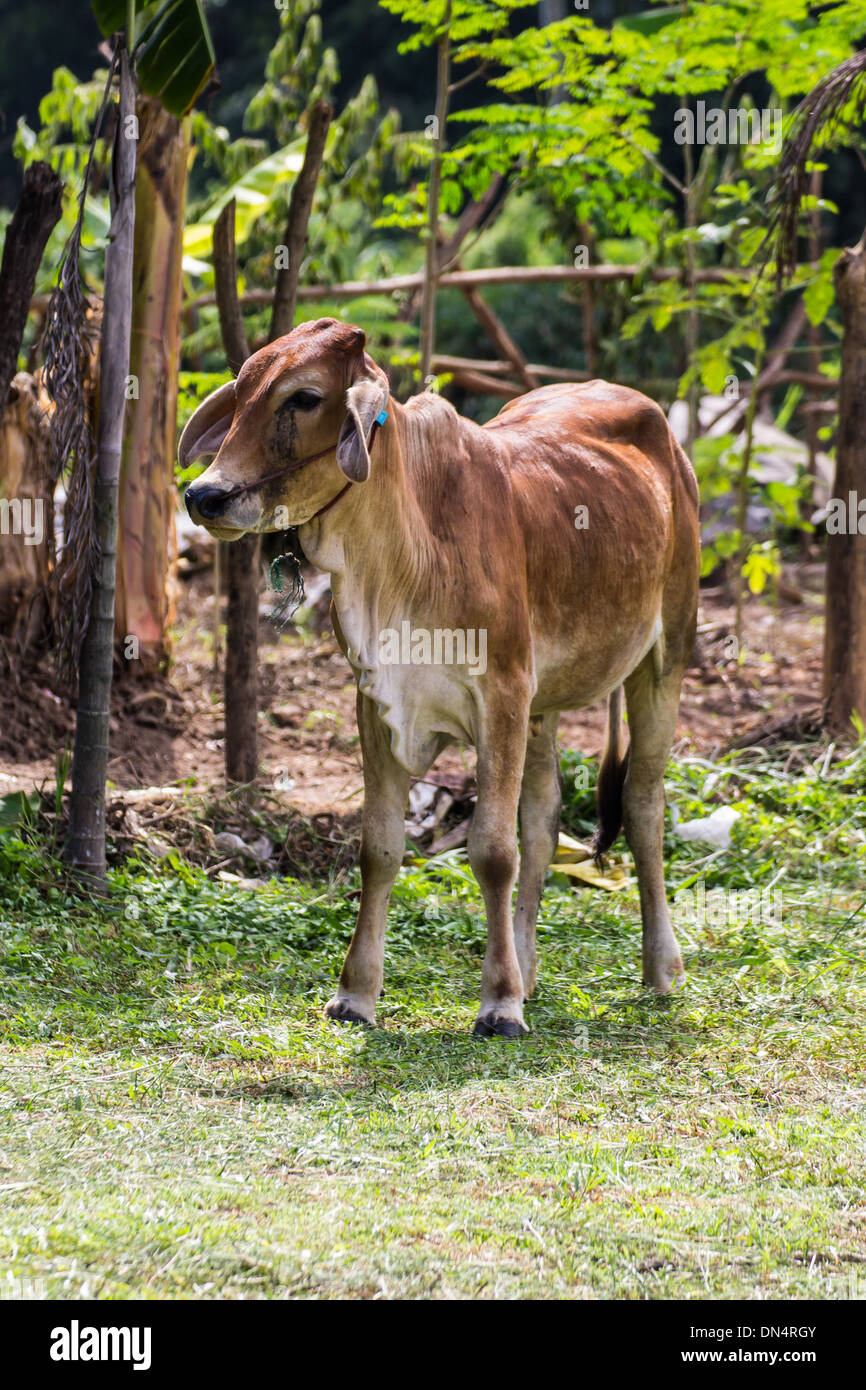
[267, 409, 388, 628]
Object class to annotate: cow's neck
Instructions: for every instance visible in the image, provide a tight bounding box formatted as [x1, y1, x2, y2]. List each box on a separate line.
[298, 395, 436, 596]
[298, 394, 480, 770]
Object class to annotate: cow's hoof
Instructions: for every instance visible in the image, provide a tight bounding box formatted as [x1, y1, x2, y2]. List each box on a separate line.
[644, 966, 686, 996]
[472, 1016, 528, 1039]
[324, 997, 374, 1026]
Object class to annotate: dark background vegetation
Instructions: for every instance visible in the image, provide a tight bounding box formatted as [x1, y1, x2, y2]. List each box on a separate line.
[3, 0, 863, 424]
[2, 0, 863, 232]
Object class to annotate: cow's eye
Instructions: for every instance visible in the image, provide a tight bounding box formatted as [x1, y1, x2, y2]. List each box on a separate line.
[280, 390, 322, 412]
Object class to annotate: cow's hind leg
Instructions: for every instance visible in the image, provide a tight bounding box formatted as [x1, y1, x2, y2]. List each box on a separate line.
[470, 695, 532, 1038]
[623, 656, 686, 995]
[513, 713, 561, 999]
[324, 692, 410, 1025]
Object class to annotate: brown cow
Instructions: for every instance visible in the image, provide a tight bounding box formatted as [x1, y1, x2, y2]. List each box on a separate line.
[181, 318, 699, 1036]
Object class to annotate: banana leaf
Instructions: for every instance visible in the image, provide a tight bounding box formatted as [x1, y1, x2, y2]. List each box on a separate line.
[91, 0, 215, 116]
[183, 130, 337, 263]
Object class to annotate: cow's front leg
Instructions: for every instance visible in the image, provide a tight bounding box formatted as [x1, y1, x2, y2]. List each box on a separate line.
[325, 692, 410, 1026]
[470, 697, 530, 1038]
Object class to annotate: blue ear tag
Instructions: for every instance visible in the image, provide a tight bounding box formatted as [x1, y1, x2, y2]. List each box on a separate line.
[375, 410, 388, 426]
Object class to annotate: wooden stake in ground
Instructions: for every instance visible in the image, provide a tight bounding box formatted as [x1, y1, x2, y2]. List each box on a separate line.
[66, 46, 137, 881]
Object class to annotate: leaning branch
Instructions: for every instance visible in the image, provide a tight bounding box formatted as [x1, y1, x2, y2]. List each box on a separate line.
[459, 284, 540, 391]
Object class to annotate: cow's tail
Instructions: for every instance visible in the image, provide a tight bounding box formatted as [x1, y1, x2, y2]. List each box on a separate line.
[591, 685, 630, 863]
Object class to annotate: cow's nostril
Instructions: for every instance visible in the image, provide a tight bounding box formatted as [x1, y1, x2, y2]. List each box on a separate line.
[186, 484, 231, 521]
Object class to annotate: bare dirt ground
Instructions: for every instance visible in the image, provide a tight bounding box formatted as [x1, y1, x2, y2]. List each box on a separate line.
[0, 558, 826, 822]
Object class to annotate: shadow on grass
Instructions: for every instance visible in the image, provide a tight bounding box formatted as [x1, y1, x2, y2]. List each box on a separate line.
[232, 986, 705, 1106]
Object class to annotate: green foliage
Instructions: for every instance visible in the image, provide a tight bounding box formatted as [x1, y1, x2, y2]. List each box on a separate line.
[381, 0, 535, 52]
[803, 247, 844, 327]
[558, 750, 598, 840]
[182, 0, 403, 356]
[741, 538, 782, 595]
[13, 67, 113, 294]
[8, 0, 864, 565]
[184, 135, 315, 259]
[661, 737, 866, 892]
[14, 66, 110, 183]
[244, 0, 339, 140]
[188, 114, 267, 189]
[0, 791, 39, 832]
[372, 0, 860, 518]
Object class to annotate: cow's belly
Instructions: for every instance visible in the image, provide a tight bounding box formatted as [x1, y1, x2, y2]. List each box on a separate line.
[331, 582, 486, 775]
[530, 606, 662, 713]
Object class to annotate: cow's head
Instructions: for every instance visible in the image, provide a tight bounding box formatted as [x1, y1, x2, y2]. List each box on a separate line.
[181, 318, 389, 537]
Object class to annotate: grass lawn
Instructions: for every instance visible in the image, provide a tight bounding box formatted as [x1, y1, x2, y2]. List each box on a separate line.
[0, 742, 864, 1300]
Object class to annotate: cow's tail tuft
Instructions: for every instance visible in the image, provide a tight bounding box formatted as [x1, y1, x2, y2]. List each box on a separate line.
[591, 685, 629, 864]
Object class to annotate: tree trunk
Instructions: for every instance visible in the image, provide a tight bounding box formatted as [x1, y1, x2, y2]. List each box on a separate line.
[66, 46, 136, 881]
[114, 98, 190, 674]
[419, 5, 452, 386]
[733, 335, 767, 647]
[537, 1, 568, 103]
[681, 99, 699, 455]
[577, 218, 598, 374]
[213, 199, 259, 784]
[0, 161, 63, 418]
[824, 234, 866, 734]
[538, 1, 568, 23]
[803, 169, 823, 560]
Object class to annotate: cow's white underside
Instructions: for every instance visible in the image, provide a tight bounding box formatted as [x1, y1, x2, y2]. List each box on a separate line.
[331, 575, 664, 777]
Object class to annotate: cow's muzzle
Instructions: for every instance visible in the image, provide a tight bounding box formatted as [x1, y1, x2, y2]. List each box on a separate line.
[185, 483, 232, 522]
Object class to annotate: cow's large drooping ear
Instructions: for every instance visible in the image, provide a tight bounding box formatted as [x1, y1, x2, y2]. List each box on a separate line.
[336, 377, 390, 483]
[177, 380, 237, 466]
